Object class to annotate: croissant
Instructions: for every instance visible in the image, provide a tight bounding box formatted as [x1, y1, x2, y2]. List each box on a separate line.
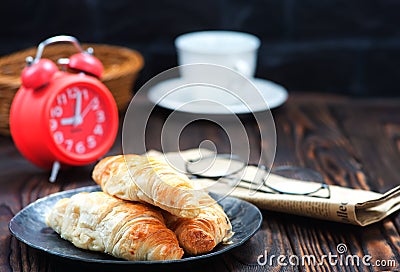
[46, 192, 184, 261]
[92, 154, 204, 218]
[163, 194, 233, 255]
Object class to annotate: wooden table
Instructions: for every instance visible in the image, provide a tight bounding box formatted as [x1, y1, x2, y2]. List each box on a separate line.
[1, 93, 399, 271]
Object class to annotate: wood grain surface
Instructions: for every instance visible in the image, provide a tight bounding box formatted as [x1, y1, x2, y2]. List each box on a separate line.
[1, 93, 399, 272]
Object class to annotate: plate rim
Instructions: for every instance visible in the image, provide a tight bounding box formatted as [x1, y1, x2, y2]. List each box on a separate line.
[9, 185, 263, 265]
[147, 77, 288, 114]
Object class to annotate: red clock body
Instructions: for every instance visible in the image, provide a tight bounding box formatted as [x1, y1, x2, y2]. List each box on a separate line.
[10, 71, 118, 169]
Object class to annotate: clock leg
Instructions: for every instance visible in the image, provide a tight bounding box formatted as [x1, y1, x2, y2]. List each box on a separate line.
[49, 161, 61, 183]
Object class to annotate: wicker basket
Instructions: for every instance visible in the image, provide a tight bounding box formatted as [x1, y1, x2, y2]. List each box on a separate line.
[0, 43, 143, 135]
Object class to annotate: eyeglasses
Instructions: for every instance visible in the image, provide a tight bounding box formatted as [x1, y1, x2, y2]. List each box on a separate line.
[185, 154, 331, 199]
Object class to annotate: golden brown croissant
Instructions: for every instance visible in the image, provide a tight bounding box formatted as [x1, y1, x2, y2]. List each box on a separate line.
[163, 194, 233, 255]
[46, 192, 184, 261]
[92, 154, 205, 218]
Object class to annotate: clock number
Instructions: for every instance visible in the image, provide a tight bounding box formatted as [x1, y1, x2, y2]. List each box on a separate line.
[53, 131, 64, 144]
[51, 106, 63, 118]
[93, 124, 103, 136]
[57, 93, 67, 105]
[92, 97, 100, 110]
[49, 119, 58, 131]
[75, 141, 86, 154]
[67, 87, 81, 99]
[87, 135, 96, 149]
[65, 139, 73, 151]
[66, 88, 75, 99]
[96, 110, 105, 123]
[82, 89, 89, 100]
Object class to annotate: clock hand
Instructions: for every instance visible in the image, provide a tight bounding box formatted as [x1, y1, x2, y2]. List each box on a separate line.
[80, 104, 92, 120]
[60, 117, 75, 126]
[80, 97, 98, 120]
[73, 90, 82, 126]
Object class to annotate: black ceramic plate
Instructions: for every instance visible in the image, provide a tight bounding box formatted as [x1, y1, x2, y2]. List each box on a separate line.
[9, 185, 262, 265]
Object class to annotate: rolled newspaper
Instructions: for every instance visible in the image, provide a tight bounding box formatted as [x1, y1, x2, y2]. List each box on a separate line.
[145, 149, 400, 226]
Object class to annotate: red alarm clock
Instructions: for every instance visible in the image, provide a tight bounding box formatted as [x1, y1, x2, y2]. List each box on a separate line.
[10, 35, 118, 182]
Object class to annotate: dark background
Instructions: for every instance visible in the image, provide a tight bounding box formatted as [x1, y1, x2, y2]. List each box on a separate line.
[1, 0, 400, 97]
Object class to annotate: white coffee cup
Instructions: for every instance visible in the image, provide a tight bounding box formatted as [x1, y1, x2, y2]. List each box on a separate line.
[173, 31, 261, 110]
[175, 30, 260, 79]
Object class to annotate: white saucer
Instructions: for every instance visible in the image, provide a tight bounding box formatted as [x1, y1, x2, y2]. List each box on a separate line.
[147, 77, 288, 114]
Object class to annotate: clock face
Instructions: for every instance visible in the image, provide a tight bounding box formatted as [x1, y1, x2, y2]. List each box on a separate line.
[48, 84, 114, 157]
